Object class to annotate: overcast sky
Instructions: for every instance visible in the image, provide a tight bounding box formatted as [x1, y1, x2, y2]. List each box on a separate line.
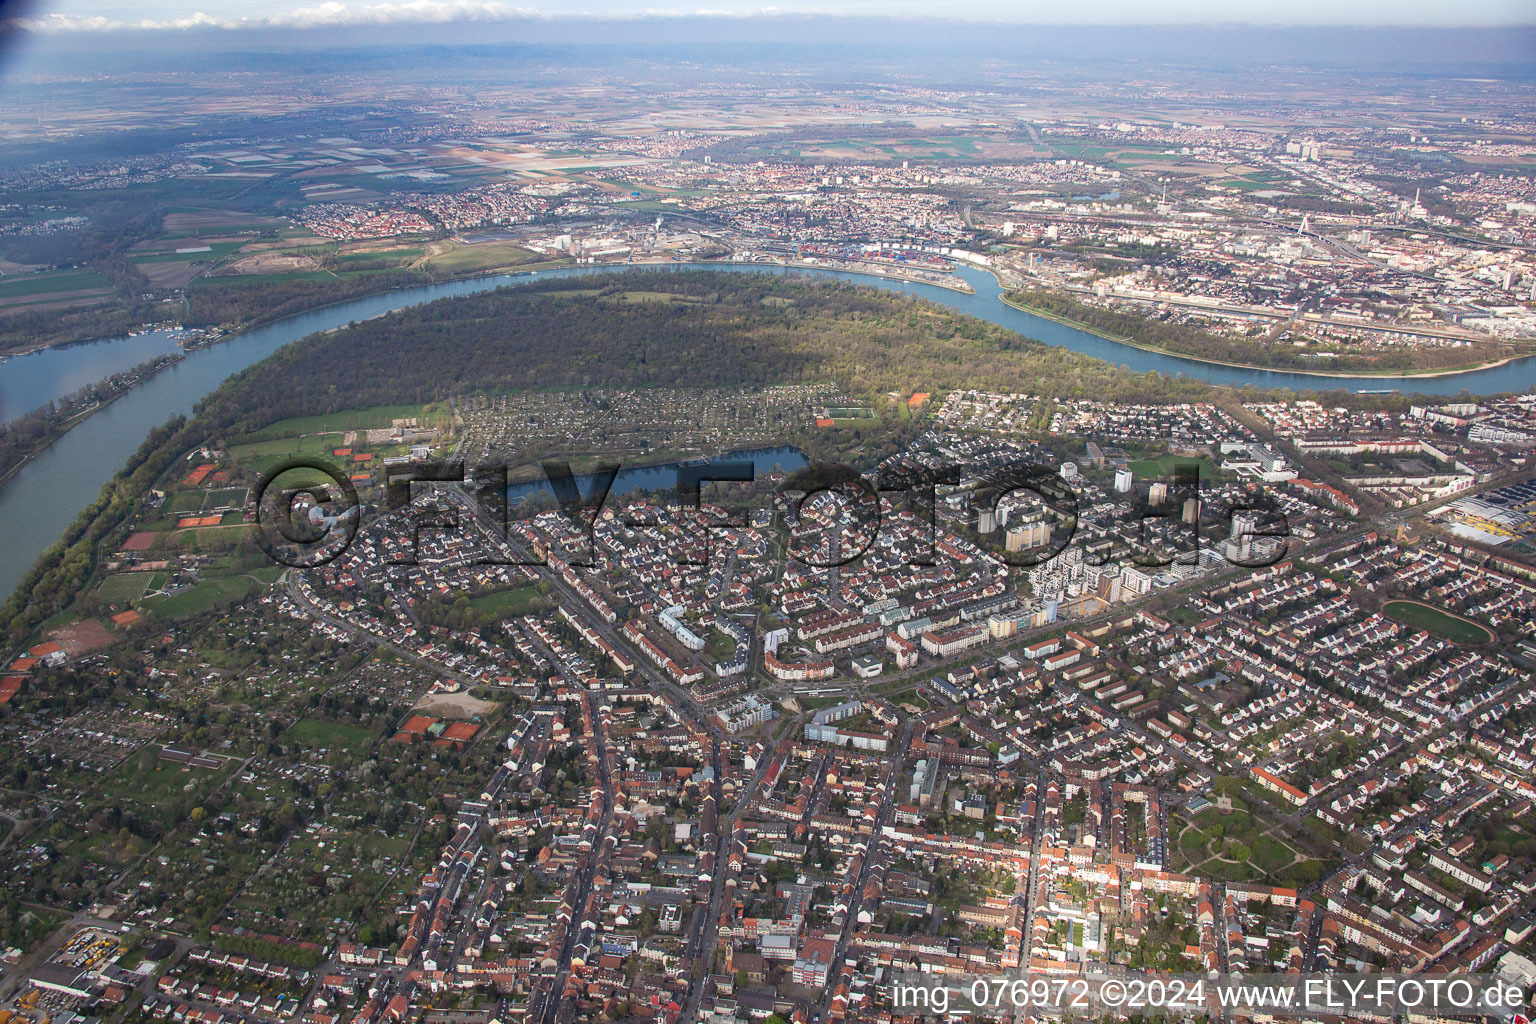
[8, 0, 1536, 31]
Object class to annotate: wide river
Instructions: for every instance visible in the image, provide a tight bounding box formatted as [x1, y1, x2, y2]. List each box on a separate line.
[2, 261, 1534, 601]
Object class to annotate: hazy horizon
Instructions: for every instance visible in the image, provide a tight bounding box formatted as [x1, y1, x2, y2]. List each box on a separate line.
[1, 13, 1533, 72]
[4, 0, 1536, 37]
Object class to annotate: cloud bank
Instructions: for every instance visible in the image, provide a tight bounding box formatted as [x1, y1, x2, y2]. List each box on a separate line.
[11, 1, 558, 31]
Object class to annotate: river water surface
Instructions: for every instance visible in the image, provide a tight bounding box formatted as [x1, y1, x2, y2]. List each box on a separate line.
[2, 261, 1532, 600]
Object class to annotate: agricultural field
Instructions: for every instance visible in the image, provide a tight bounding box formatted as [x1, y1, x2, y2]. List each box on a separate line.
[0, 269, 112, 299]
[0, 268, 114, 311]
[195, 266, 409, 286]
[130, 240, 249, 264]
[335, 247, 424, 263]
[726, 133, 1046, 162]
[1043, 136, 1173, 160]
[420, 239, 545, 276]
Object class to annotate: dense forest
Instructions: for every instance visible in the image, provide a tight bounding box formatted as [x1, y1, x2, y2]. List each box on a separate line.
[1009, 288, 1520, 373]
[185, 270, 428, 329]
[194, 271, 1221, 437]
[0, 404, 74, 483]
[0, 199, 163, 268]
[0, 301, 178, 357]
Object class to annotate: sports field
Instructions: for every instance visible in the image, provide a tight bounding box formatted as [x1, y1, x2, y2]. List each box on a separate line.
[1127, 455, 1218, 481]
[97, 573, 155, 603]
[141, 577, 259, 619]
[1382, 600, 1494, 644]
[466, 585, 548, 617]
